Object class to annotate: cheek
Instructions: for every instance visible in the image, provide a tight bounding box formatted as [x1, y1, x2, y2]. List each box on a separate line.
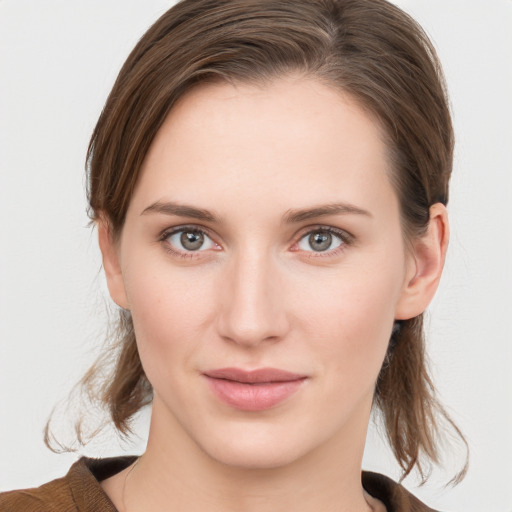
[121, 231, 406, 397]
[291, 258, 404, 387]
[123, 261, 218, 379]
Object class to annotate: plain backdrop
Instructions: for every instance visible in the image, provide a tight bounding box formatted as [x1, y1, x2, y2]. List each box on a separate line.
[0, 1, 511, 510]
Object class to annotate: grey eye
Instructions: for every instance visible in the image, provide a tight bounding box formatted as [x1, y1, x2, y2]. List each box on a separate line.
[180, 231, 204, 250]
[298, 230, 343, 252]
[167, 230, 215, 252]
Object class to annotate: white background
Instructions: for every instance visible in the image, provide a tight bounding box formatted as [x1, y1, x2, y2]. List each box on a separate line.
[0, 1, 511, 510]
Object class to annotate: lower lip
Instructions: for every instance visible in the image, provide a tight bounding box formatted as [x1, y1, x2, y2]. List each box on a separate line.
[205, 377, 306, 411]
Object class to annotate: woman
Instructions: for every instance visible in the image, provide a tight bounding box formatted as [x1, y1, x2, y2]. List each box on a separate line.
[0, 0, 468, 510]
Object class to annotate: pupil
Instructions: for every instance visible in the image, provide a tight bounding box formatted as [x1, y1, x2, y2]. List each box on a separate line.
[181, 231, 204, 251]
[309, 232, 332, 251]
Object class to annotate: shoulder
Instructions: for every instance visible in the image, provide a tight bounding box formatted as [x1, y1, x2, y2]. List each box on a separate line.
[362, 471, 442, 512]
[0, 456, 136, 512]
[0, 474, 74, 512]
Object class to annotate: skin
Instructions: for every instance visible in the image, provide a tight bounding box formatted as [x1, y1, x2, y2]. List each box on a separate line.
[99, 77, 448, 512]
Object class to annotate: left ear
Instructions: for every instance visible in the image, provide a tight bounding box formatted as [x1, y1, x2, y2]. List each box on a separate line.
[395, 203, 449, 320]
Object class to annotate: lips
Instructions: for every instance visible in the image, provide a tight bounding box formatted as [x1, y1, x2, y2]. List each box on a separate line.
[203, 367, 307, 411]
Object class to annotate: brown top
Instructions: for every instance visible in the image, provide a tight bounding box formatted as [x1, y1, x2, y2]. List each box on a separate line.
[0, 457, 439, 512]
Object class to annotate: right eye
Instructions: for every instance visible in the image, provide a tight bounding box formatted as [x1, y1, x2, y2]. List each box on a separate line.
[164, 228, 217, 253]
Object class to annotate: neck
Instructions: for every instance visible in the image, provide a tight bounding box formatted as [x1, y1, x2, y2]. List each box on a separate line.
[118, 399, 376, 512]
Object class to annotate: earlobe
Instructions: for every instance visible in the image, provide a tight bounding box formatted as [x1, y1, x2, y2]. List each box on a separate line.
[97, 218, 130, 310]
[395, 203, 449, 320]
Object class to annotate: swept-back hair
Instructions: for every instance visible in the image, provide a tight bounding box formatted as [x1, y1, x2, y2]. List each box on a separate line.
[48, 0, 467, 483]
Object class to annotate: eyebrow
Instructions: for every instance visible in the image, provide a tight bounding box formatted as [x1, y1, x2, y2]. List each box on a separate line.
[283, 202, 372, 223]
[141, 201, 219, 222]
[141, 200, 372, 224]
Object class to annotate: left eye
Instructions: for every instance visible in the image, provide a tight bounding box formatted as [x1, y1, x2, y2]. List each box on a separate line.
[297, 229, 344, 253]
[166, 229, 216, 252]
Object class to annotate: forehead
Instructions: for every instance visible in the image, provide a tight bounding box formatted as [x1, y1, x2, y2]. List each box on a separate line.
[131, 76, 397, 220]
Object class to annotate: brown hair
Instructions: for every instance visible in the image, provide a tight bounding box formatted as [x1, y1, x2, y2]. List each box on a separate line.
[52, 0, 467, 482]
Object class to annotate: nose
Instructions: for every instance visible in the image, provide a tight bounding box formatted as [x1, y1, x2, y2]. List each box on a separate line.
[216, 250, 290, 348]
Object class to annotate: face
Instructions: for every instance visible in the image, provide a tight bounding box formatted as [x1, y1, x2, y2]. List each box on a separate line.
[104, 77, 421, 470]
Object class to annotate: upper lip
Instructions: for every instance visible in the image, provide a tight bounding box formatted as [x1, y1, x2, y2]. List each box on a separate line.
[204, 367, 306, 383]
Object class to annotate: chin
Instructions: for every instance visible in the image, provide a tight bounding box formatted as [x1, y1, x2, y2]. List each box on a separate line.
[202, 436, 307, 470]
[190, 414, 336, 472]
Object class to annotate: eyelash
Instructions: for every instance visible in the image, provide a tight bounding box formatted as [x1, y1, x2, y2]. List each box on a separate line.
[158, 225, 219, 259]
[293, 226, 353, 259]
[158, 225, 353, 259]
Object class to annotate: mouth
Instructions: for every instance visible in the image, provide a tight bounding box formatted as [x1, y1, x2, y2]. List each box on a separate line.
[203, 367, 308, 411]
